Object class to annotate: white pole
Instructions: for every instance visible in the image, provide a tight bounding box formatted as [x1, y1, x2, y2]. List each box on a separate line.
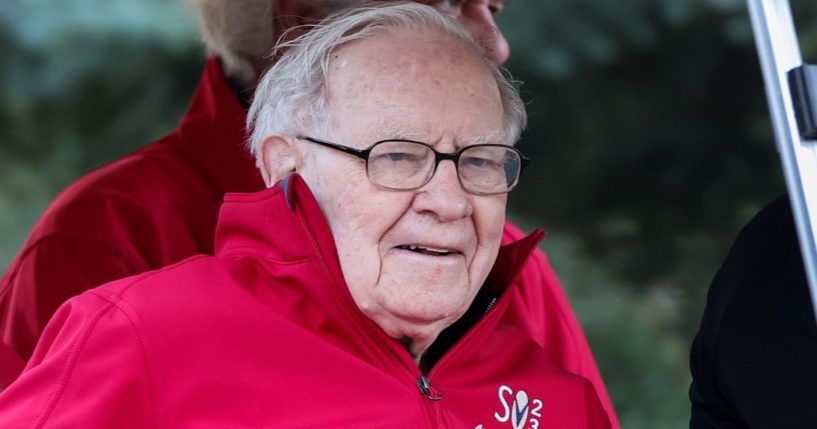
[747, 0, 817, 320]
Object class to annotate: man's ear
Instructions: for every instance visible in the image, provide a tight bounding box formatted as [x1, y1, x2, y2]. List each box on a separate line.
[257, 134, 299, 188]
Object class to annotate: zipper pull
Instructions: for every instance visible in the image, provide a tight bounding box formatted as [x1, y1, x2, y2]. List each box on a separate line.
[417, 375, 443, 401]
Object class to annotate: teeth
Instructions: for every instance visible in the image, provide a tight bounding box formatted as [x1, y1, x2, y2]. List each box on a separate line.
[399, 245, 456, 255]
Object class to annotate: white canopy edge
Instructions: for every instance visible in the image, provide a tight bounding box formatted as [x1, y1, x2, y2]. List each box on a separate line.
[747, 0, 817, 321]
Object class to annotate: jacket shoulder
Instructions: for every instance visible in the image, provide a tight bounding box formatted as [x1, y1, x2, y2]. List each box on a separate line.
[2, 288, 159, 427]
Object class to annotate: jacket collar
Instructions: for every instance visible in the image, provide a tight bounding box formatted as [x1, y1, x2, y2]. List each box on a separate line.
[215, 174, 544, 372]
[214, 173, 544, 298]
[172, 58, 264, 195]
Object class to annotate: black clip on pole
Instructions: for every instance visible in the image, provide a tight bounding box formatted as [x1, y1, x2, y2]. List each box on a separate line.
[789, 64, 817, 139]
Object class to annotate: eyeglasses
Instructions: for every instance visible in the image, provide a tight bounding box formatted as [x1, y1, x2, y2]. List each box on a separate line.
[296, 135, 530, 196]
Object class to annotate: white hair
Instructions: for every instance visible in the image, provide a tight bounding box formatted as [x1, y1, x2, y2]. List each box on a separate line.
[246, 2, 527, 161]
[184, 0, 368, 85]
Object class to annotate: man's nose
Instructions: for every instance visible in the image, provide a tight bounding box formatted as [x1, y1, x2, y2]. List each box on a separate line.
[413, 161, 473, 222]
[459, 3, 510, 64]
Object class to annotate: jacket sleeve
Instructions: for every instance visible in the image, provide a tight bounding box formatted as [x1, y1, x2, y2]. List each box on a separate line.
[690, 196, 817, 428]
[0, 291, 157, 428]
[688, 227, 749, 429]
[689, 331, 745, 428]
[0, 233, 144, 370]
[502, 221, 620, 429]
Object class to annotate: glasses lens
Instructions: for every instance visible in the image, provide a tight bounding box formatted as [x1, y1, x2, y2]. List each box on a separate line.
[367, 141, 434, 190]
[458, 145, 521, 194]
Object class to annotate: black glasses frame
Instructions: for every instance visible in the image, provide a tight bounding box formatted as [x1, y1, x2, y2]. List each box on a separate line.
[296, 135, 531, 195]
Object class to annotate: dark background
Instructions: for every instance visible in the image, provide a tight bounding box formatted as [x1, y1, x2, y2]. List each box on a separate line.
[2, 0, 816, 427]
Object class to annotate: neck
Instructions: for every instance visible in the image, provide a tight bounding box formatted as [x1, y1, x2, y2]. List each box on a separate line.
[399, 336, 433, 366]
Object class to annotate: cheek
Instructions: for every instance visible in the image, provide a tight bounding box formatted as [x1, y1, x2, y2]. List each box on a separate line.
[474, 197, 507, 246]
[300, 155, 370, 234]
[321, 183, 415, 287]
[326, 182, 398, 245]
[469, 197, 507, 282]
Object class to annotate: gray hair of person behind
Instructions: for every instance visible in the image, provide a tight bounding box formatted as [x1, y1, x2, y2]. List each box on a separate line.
[184, 0, 369, 85]
[246, 2, 527, 162]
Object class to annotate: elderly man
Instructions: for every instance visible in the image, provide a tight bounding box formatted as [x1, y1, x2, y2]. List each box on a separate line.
[0, 5, 611, 427]
[0, 0, 506, 365]
[0, 0, 619, 425]
[0, 0, 506, 366]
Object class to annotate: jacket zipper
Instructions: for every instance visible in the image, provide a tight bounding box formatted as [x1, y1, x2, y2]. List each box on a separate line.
[426, 234, 542, 384]
[418, 375, 448, 428]
[291, 197, 538, 429]
[295, 208, 448, 427]
[413, 299, 509, 429]
[417, 375, 443, 400]
[416, 257, 535, 428]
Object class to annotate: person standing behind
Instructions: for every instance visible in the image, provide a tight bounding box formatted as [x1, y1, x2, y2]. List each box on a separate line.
[0, 2, 619, 426]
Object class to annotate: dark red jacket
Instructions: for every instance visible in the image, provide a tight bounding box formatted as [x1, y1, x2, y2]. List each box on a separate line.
[0, 175, 611, 428]
[0, 59, 262, 363]
[0, 59, 619, 426]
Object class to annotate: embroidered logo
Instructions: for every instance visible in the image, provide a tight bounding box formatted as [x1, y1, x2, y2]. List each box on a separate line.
[511, 390, 529, 429]
[490, 385, 543, 429]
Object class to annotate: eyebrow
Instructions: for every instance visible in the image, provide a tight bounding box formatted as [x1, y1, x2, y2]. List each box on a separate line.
[373, 124, 423, 141]
[465, 130, 506, 146]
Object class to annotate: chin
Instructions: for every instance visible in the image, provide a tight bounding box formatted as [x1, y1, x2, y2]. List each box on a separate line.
[384, 299, 468, 327]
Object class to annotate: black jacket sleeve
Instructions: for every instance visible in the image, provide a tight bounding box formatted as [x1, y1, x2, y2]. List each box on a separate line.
[690, 195, 817, 429]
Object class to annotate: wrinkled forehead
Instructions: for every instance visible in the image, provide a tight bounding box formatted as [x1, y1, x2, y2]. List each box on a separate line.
[324, 30, 504, 143]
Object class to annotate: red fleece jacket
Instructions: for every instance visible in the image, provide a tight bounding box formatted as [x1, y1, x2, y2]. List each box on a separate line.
[0, 175, 611, 428]
[0, 59, 619, 426]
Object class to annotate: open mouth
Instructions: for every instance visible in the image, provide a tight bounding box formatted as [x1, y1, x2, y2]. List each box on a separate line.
[396, 244, 460, 256]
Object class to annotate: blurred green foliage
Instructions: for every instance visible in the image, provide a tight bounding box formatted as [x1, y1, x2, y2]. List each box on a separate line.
[0, 0, 202, 264]
[3, 0, 817, 427]
[499, 0, 817, 427]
